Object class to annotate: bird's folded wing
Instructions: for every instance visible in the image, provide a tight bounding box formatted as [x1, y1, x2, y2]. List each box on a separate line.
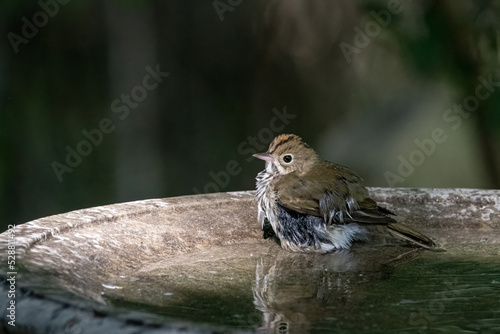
[274, 171, 350, 218]
[275, 173, 397, 225]
[346, 207, 396, 224]
[274, 174, 326, 216]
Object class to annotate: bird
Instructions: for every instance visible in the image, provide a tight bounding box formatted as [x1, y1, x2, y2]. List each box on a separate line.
[253, 133, 437, 253]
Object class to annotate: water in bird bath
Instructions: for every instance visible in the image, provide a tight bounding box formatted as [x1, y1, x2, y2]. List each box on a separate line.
[102, 242, 500, 333]
[14, 239, 497, 334]
[2, 190, 499, 333]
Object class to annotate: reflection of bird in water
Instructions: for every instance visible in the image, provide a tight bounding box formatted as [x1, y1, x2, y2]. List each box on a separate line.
[253, 250, 358, 333]
[252, 246, 421, 333]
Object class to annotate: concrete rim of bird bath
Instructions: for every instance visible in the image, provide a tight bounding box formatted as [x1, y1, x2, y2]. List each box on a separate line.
[1, 188, 499, 333]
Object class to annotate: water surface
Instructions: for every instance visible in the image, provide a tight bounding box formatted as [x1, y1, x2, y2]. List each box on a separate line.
[95, 242, 500, 333]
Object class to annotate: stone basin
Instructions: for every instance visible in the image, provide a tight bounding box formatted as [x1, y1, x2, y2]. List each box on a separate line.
[0, 188, 499, 333]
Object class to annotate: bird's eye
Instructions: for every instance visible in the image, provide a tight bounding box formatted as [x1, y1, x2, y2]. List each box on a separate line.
[283, 155, 292, 163]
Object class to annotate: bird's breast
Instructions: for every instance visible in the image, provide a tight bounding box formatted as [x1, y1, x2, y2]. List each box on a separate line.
[255, 170, 279, 225]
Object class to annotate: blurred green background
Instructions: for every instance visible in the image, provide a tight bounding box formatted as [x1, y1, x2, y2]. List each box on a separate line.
[1, 0, 500, 232]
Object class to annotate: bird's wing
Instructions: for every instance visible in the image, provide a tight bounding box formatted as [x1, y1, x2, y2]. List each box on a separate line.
[274, 162, 362, 221]
[346, 197, 396, 224]
[274, 162, 394, 224]
[274, 173, 325, 216]
[274, 163, 438, 249]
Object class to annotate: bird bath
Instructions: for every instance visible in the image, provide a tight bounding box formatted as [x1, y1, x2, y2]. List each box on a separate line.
[1, 188, 499, 333]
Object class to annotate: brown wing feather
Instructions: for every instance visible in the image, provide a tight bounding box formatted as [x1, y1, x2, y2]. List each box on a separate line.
[386, 223, 437, 249]
[274, 161, 365, 219]
[273, 160, 438, 249]
[274, 173, 323, 216]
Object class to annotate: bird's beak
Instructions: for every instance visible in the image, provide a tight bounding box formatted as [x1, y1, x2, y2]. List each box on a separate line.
[253, 152, 274, 162]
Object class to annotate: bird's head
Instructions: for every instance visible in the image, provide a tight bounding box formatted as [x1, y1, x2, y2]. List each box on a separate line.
[253, 134, 319, 175]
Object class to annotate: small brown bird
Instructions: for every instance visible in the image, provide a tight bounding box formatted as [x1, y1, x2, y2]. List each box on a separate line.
[254, 134, 436, 253]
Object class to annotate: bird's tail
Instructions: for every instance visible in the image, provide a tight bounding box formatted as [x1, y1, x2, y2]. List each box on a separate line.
[387, 223, 441, 250]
